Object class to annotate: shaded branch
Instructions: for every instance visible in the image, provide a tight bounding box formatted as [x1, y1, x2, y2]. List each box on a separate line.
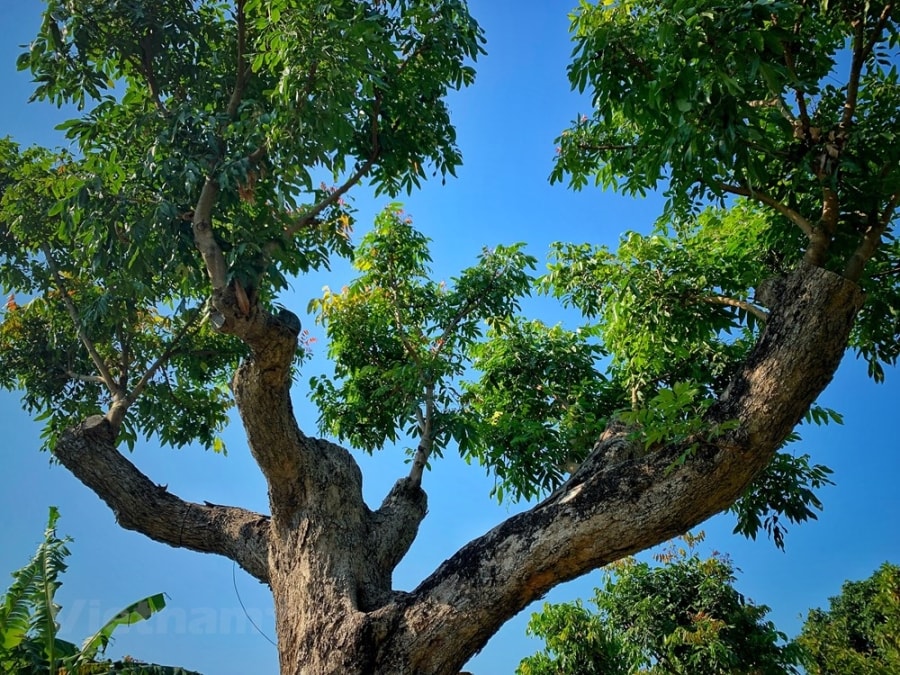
[41, 244, 122, 400]
[782, 35, 811, 132]
[750, 96, 796, 124]
[844, 191, 897, 281]
[54, 415, 270, 583]
[840, 13, 867, 131]
[804, 188, 840, 267]
[717, 183, 815, 238]
[110, 307, 208, 427]
[225, 0, 248, 119]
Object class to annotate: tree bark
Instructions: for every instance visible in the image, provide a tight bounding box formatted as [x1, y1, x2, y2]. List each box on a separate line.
[54, 261, 863, 674]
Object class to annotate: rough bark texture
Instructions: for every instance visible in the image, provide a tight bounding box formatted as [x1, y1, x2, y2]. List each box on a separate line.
[54, 261, 864, 674]
[53, 416, 270, 583]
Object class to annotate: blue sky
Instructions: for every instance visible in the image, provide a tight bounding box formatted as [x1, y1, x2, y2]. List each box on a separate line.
[1, 2, 899, 673]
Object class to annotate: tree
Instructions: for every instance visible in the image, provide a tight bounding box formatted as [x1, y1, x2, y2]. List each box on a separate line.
[796, 562, 900, 674]
[0, 507, 194, 675]
[0, 1, 897, 674]
[518, 532, 799, 675]
[518, 533, 801, 675]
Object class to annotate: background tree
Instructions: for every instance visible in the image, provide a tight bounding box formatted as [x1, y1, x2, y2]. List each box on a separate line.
[0, 1, 898, 674]
[796, 562, 900, 674]
[518, 533, 802, 675]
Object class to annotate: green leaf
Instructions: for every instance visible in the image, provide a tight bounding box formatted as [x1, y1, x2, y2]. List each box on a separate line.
[78, 593, 168, 662]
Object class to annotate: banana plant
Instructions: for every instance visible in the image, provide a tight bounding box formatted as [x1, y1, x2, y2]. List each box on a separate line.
[0, 507, 198, 674]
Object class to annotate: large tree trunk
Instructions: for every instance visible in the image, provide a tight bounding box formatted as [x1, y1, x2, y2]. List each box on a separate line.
[54, 261, 863, 674]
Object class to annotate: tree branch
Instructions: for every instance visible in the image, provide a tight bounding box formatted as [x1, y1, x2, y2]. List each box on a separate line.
[41, 244, 122, 401]
[698, 294, 768, 323]
[782, 35, 811, 132]
[870, 264, 900, 280]
[65, 371, 107, 384]
[387, 263, 865, 673]
[192, 179, 228, 290]
[265, 159, 375, 261]
[408, 385, 435, 488]
[225, 0, 248, 119]
[369, 477, 427, 583]
[578, 142, 638, 153]
[844, 191, 897, 281]
[862, 4, 893, 63]
[53, 415, 270, 583]
[841, 13, 867, 132]
[110, 307, 207, 427]
[717, 183, 815, 238]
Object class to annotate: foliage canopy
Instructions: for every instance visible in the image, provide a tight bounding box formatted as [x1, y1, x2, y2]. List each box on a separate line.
[518, 533, 802, 675]
[797, 562, 900, 674]
[0, 0, 898, 672]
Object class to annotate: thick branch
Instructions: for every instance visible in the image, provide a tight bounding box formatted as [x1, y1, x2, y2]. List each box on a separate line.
[53, 415, 270, 583]
[386, 262, 864, 674]
[230, 317, 307, 509]
[369, 477, 428, 580]
[718, 182, 815, 238]
[192, 179, 228, 290]
[803, 187, 841, 266]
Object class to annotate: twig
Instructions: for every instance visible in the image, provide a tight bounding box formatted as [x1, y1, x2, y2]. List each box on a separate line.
[125, 309, 206, 408]
[717, 182, 815, 238]
[226, 0, 248, 119]
[41, 243, 121, 399]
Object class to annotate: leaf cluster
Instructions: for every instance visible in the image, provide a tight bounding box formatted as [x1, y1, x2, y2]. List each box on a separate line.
[3, 0, 486, 454]
[310, 205, 536, 461]
[0, 139, 243, 451]
[541, 202, 778, 405]
[519, 534, 802, 674]
[796, 562, 900, 674]
[555, 0, 900, 234]
[462, 318, 622, 501]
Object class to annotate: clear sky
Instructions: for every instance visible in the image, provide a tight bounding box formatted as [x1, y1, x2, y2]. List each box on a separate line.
[1, 2, 898, 674]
